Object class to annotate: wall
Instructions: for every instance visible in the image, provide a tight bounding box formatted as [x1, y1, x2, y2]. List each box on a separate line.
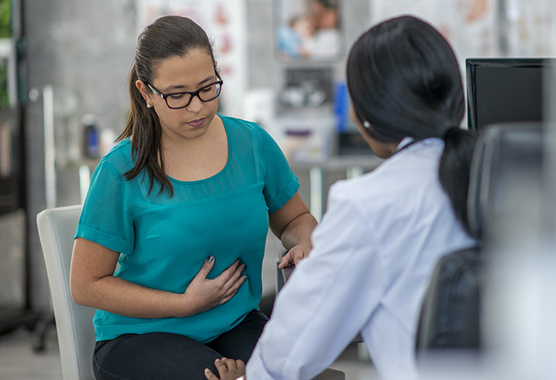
[24, 0, 137, 309]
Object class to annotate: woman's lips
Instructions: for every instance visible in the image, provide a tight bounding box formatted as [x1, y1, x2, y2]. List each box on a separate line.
[187, 118, 206, 128]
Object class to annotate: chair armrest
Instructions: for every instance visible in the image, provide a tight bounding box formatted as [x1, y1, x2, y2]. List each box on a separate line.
[276, 261, 294, 294]
[281, 265, 294, 284]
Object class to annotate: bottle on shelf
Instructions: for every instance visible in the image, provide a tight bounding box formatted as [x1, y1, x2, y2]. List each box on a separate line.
[82, 114, 99, 159]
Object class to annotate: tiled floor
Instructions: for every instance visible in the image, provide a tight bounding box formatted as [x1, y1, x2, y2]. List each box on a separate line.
[0, 327, 63, 380]
[0, 326, 379, 380]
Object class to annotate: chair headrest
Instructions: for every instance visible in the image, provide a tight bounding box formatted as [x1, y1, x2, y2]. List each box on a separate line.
[467, 122, 544, 241]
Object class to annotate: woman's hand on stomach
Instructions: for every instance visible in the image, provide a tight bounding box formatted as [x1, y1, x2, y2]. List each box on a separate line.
[181, 257, 247, 316]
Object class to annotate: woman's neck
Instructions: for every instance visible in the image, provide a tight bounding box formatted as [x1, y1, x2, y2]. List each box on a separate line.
[160, 117, 228, 181]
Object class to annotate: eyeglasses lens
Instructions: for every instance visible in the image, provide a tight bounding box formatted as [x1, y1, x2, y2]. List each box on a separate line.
[167, 83, 222, 109]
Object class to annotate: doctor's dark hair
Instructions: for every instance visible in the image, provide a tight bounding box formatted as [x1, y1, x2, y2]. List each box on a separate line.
[117, 15, 216, 196]
[346, 15, 477, 234]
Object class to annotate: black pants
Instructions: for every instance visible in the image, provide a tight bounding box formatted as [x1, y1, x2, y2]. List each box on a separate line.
[93, 310, 268, 380]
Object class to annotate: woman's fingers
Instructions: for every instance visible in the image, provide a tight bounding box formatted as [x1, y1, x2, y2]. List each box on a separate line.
[281, 245, 312, 267]
[203, 368, 219, 380]
[234, 359, 246, 372]
[278, 251, 294, 269]
[207, 358, 246, 380]
[215, 357, 227, 370]
[194, 256, 216, 280]
[219, 260, 247, 293]
[220, 259, 242, 278]
[223, 266, 247, 291]
[218, 275, 247, 305]
[223, 261, 246, 284]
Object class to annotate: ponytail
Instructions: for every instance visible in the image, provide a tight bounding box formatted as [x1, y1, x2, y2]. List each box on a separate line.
[116, 63, 172, 196]
[438, 127, 477, 235]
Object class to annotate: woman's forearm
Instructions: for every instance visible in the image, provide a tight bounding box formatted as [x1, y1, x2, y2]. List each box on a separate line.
[71, 275, 195, 318]
[279, 212, 317, 250]
[70, 237, 193, 318]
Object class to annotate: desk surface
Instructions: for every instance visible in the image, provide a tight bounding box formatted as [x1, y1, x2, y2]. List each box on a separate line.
[290, 155, 383, 171]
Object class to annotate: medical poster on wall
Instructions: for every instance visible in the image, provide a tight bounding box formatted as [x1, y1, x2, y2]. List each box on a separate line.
[275, 0, 343, 61]
[370, 0, 500, 68]
[135, 0, 248, 118]
[504, 0, 555, 57]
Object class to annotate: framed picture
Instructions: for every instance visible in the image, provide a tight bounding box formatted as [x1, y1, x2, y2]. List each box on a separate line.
[275, 0, 343, 61]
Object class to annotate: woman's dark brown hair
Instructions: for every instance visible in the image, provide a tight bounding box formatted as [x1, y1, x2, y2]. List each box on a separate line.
[117, 16, 216, 196]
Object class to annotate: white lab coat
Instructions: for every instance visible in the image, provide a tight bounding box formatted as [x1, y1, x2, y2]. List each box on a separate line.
[247, 138, 476, 380]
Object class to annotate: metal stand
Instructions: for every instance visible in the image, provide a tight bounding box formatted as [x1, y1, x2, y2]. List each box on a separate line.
[29, 85, 57, 352]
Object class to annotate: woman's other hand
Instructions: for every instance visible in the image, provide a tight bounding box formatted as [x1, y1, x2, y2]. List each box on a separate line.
[204, 358, 246, 380]
[183, 257, 247, 315]
[278, 244, 312, 269]
[269, 192, 317, 269]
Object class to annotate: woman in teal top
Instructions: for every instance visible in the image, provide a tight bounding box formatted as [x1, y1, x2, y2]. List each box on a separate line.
[70, 16, 317, 380]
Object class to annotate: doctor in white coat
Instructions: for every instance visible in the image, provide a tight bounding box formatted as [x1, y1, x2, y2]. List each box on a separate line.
[204, 15, 477, 380]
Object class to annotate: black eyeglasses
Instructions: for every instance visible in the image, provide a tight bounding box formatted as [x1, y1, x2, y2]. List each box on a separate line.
[147, 73, 223, 109]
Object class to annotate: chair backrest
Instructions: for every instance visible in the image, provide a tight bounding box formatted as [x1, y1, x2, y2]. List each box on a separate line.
[37, 205, 95, 380]
[415, 245, 482, 351]
[416, 122, 544, 355]
[467, 122, 544, 240]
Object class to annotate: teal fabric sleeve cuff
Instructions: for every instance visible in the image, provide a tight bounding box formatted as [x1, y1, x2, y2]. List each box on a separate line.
[75, 224, 134, 255]
[267, 176, 300, 214]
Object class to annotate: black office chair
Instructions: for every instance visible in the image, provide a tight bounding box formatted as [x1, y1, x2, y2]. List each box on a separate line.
[415, 122, 544, 354]
[467, 122, 545, 240]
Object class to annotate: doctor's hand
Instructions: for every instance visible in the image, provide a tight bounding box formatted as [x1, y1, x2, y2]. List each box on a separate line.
[204, 358, 246, 380]
[182, 257, 247, 316]
[278, 244, 312, 269]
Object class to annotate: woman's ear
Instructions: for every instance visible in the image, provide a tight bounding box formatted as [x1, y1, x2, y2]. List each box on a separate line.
[349, 105, 362, 128]
[136, 80, 152, 106]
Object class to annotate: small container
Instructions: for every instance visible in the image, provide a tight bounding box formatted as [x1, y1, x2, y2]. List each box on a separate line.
[82, 114, 99, 159]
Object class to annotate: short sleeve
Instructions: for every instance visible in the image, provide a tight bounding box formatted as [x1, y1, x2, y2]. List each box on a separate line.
[75, 160, 135, 254]
[258, 128, 300, 213]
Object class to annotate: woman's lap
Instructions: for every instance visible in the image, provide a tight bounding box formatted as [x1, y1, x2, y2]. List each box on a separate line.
[206, 308, 269, 362]
[93, 310, 268, 380]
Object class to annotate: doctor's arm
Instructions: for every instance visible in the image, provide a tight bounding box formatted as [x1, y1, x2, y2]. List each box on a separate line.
[248, 191, 386, 380]
[269, 191, 318, 269]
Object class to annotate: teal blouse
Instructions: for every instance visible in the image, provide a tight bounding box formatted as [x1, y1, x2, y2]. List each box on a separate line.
[75, 115, 299, 342]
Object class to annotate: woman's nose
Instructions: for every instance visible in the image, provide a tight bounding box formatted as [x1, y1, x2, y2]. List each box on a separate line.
[186, 94, 204, 112]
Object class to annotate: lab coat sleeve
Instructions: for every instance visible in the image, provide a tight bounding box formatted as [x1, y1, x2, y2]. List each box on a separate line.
[247, 183, 386, 380]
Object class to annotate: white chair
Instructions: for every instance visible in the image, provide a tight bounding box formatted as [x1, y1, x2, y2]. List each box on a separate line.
[37, 204, 95, 380]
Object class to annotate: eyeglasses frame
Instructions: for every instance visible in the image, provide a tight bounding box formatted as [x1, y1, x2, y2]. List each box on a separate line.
[146, 72, 223, 110]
